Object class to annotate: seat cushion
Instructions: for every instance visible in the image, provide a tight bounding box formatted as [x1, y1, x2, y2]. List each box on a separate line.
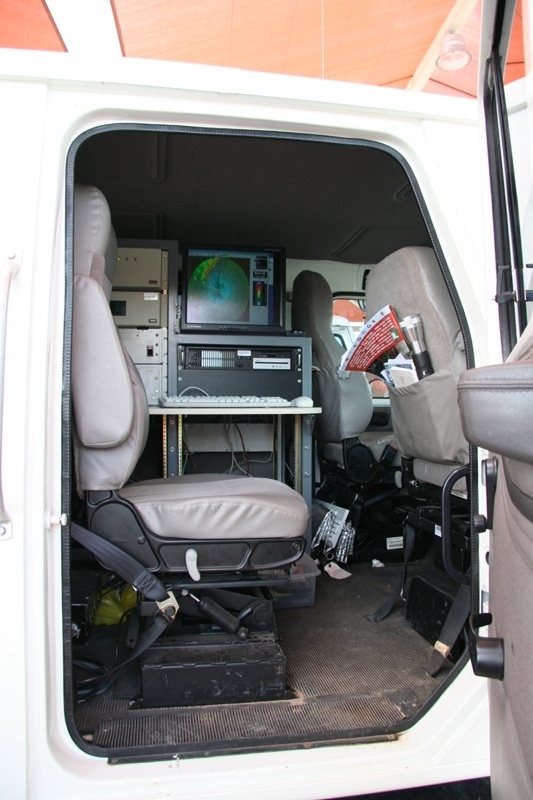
[119, 474, 310, 540]
[413, 459, 467, 494]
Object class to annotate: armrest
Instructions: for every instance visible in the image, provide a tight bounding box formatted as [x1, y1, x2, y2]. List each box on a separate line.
[458, 362, 533, 464]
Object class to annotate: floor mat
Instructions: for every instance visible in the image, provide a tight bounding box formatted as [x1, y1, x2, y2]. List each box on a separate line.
[74, 561, 456, 755]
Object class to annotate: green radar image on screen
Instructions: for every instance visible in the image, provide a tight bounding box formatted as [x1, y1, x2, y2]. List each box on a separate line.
[188, 256, 250, 323]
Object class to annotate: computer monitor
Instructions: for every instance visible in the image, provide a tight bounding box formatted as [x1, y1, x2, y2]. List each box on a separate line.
[180, 243, 286, 334]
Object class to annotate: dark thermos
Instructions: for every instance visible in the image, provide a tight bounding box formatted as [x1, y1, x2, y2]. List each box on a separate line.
[399, 315, 434, 379]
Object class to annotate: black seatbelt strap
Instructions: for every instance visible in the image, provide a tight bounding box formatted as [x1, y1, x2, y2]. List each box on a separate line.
[75, 611, 172, 698]
[71, 523, 179, 697]
[71, 522, 169, 602]
[367, 521, 416, 622]
[427, 582, 471, 676]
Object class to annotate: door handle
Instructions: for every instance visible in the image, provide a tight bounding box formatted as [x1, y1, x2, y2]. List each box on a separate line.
[441, 464, 505, 679]
[441, 465, 470, 585]
[468, 613, 505, 680]
[0, 251, 20, 539]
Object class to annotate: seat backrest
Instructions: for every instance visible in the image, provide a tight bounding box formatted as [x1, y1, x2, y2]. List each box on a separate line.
[365, 246, 469, 479]
[291, 270, 372, 443]
[72, 185, 149, 493]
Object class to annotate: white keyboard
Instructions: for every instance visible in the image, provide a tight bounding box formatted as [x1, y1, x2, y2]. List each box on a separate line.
[159, 394, 292, 408]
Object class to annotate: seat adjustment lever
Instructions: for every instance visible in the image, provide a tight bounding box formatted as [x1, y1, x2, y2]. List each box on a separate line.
[181, 589, 248, 640]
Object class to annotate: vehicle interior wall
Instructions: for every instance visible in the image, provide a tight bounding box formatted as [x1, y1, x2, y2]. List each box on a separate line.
[66, 125, 475, 759]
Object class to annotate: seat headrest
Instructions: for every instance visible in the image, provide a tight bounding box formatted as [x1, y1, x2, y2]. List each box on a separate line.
[365, 246, 465, 377]
[292, 268, 349, 367]
[292, 270, 334, 338]
[291, 269, 373, 441]
[74, 184, 117, 300]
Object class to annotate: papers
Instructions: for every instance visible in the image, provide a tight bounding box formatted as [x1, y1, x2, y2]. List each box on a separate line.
[339, 305, 417, 387]
[340, 305, 408, 372]
[386, 354, 417, 386]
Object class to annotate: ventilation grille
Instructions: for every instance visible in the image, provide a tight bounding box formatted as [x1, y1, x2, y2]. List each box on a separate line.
[187, 348, 237, 369]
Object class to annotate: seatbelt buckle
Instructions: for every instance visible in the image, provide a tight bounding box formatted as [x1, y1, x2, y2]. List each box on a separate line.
[155, 591, 179, 623]
[379, 443, 398, 466]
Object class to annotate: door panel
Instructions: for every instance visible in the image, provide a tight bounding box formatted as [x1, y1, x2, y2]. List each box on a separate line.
[490, 331, 533, 798]
[475, 0, 533, 792]
[458, 346, 533, 799]
[489, 475, 533, 798]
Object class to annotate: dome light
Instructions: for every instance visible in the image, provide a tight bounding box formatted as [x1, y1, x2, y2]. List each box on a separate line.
[436, 32, 472, 71]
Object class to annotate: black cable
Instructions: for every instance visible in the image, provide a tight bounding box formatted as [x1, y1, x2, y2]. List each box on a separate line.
[75, 612, 172, 700]
[233, 421, 250, 475]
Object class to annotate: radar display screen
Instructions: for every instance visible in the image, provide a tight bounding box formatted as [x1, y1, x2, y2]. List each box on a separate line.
[181, 244, 285, 334]
[188, 256, 250, 323]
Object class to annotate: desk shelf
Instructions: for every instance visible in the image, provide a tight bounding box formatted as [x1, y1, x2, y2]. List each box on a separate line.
[149, 406, 321, 548]
[149, 406, 321, 415]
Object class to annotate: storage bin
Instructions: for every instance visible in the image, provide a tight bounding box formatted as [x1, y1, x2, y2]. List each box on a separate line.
[271, 552, 320, 609]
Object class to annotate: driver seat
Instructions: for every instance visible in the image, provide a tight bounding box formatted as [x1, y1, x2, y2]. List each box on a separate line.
[291, 269, 399, 486]
[71, 184, 309, 581]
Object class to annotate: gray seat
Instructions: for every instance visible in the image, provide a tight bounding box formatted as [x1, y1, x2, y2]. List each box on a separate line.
[71, 184, 309, 578]
[291, 269, 397, 481]
[364, 246, 469, 490]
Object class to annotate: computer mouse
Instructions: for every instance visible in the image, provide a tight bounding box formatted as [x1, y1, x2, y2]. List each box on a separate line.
[292, 396, 314, 408]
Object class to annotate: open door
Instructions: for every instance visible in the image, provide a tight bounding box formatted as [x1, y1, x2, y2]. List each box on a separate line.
[459, 351, 533, 799]
[458, 1, 533, 797]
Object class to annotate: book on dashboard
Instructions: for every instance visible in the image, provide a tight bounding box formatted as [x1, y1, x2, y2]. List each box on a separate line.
[339, 305, 413, 380]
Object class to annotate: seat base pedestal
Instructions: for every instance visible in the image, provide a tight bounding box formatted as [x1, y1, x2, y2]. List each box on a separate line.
[139, 632, 289, 708]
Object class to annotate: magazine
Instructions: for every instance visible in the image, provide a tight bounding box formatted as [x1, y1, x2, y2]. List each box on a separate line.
[339, 304, 412, 377]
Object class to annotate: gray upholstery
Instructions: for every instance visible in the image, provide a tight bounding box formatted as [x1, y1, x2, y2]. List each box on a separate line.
[458, 362, 533, 465]
[120, 474, 308, 539]
[74, 182, 118, 296]
[292, 270, 373, 441]
[365, 246, 469, 487]
[291, 269, 396, 467]
[72, 185, 149, 492]
[458, 325, 533, 798]
[365, 247, 466, 378]
[72, 184, 309, 551]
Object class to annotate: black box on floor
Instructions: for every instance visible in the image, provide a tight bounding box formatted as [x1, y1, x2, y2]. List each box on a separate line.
[350, 526, 433, 564]
[433, 517, 470, 574]
[406, 575, 464, 662]
[141, 638, 288, 707]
